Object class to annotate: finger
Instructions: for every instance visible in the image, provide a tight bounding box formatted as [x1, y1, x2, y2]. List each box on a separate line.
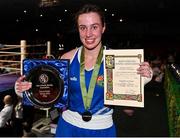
[16, 75, 26, 82]
[139, 62, 150, 69]
[143, 70, 152, 78]
[137, 63, 151, 72]
[139, 62, 150, 67]
[137, 69, 152, 78]
[15, 81, 32, 92]
[137, 66, 152, 76]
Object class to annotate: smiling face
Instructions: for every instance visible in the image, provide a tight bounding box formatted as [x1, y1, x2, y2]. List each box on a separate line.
[77, 12, 105, 50]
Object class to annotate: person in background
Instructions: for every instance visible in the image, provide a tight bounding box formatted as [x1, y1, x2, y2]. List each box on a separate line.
[0, 95, 13, 128]
[13, 96, 24, 137]
[14, 4, 152, 137]
[0, 95, 14, 137]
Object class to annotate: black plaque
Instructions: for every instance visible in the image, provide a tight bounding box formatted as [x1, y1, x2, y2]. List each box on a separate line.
[25, 64, 64, 108]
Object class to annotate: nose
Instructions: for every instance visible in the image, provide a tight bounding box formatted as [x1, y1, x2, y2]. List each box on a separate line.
[86, 28, 93, 37]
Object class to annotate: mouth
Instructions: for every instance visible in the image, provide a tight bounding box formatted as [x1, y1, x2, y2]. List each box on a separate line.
[85, 39, 95, 44]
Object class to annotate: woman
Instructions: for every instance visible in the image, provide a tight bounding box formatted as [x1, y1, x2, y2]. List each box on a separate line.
[15, 4, 152, 137]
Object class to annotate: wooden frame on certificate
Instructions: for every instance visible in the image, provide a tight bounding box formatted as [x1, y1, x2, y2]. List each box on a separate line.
[103, 49, 144, 107]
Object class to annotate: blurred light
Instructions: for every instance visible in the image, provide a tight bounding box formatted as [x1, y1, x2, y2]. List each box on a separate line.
[16, 19, 19, 22]
[176, 69, 180, 75]
[119, 18, 123, 22]
[104, 9, 107, 12]
[112, 13, 115, 17]
[59, 44, 64, 50]
[171, 64, 175, 69]
[39, 0, 61, 7]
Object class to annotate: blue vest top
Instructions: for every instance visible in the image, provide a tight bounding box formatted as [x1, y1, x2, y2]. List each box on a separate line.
[68, 47, 112, 115]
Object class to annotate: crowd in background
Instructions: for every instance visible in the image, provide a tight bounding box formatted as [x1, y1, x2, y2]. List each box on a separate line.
[0, 94, 36, 137]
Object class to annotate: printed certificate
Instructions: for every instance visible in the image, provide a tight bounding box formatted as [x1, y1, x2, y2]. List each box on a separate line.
[103, 49, 144, 107]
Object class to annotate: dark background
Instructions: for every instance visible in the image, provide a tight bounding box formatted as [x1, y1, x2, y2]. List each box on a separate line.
[0, 0, 180, 58]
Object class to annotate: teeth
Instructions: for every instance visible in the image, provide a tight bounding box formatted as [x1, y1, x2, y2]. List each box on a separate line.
[86, 39, 93, 43]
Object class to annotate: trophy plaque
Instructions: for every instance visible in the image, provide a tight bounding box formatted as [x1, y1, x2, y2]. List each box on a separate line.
[23, 59, 69, 108]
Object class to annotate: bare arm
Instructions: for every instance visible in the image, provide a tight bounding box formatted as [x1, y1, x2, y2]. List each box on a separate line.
[60, 48, 78, 60]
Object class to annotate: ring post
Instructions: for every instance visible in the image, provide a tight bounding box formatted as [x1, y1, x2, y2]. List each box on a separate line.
[47, 41, 51, 57]
[20, 40, 27, 75]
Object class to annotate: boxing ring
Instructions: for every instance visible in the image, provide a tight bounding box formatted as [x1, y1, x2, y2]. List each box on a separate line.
[0, 40, 60, 136]
[0, 40, 53, 93]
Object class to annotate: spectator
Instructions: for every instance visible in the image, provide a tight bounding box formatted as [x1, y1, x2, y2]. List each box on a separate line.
[0, 95, 13, 128]
[0, 95, 13, 136]
[13, 96, 24, 137]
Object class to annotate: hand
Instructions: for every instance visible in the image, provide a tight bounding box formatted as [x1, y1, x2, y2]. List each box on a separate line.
[15, 75, 32, 93]
[137, 62, 153, 78]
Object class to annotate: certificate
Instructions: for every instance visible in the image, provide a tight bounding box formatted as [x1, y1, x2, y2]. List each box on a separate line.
[103, 49, 144, 107]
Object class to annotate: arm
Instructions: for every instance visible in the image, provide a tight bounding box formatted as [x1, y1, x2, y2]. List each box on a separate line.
[0, 106, 13, 127]
[60, 48, 78, 60]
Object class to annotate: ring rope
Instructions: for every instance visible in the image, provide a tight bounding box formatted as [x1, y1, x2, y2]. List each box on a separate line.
[0, 51, 21, 54]
[0, 53, 46, 57]
[4, 44, 46, 47]
[0, 44, 46, 51]
[0, 63, 20, 66]
[0, 55, 21, 57]
[0, 47, 21, 50]
[0, 71, 20, 77]
[0, 67, 21, 71]
[0, 60, 20, 63]
[3, 44, 24, 47]
[0, 40, 52, 74]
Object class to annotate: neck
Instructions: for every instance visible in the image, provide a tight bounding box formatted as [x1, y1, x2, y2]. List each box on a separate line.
[83, 45, 103, 70]
[84, 45, 102, 59]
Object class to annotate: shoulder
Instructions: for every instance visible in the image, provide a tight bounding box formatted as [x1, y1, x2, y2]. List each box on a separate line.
[60, 48, 79, 60]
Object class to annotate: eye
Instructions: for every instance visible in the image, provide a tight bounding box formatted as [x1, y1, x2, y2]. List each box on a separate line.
[79, 26, 86, 31]
[92, 25, 98, 30]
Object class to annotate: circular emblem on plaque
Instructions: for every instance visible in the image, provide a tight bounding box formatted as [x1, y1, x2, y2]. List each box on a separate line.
[25, 64, 64, 108]
[39, 74, 49, 84]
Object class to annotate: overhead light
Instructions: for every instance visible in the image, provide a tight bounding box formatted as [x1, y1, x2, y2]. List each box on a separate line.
[39, 0, 61, 7]
[119, 18, 123, 22]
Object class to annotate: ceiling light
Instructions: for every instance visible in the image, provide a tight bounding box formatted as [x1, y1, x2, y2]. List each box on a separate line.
[39, 0, 61, 7]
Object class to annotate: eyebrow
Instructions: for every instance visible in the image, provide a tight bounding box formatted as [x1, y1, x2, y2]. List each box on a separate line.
[79, 23, 100, 27]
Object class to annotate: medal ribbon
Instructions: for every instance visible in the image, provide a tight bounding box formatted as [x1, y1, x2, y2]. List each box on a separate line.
[80, 46, 103, 110]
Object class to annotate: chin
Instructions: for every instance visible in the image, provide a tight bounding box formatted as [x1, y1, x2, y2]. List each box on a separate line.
[84, 43, 101, 50]
[84, 46, 96, 50]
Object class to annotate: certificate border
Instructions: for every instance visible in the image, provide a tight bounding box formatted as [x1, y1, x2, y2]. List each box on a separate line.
[104, 49, 144, 107]
[105, 55, 142, 102]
